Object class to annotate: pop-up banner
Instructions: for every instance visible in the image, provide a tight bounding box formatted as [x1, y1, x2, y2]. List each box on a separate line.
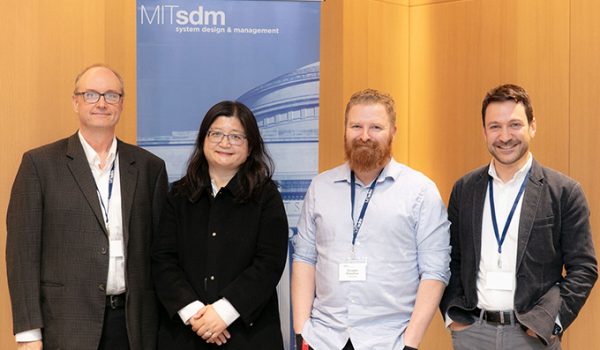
[137, 1, 320, 348]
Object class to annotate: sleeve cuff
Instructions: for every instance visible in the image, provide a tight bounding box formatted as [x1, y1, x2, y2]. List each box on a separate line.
[16, 328, 42, 342]
[554, 315, 563, 334]
[213, 298, 240, 326]
[445, 312, 454, 328]
[178, 300, 205, 325]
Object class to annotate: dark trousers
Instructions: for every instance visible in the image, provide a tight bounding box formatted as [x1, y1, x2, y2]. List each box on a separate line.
[296, 335, 353, 350]
[98, 300, 130, 350]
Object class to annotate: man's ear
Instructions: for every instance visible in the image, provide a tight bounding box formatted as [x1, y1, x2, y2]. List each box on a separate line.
[72, 95, 79, 113]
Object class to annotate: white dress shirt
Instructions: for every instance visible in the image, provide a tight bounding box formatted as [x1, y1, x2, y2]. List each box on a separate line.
[477, 154, 532, 311]
[79, 132, 125, 295]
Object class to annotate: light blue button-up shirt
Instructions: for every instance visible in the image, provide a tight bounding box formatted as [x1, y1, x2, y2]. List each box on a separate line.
[293, 159, 451, 350]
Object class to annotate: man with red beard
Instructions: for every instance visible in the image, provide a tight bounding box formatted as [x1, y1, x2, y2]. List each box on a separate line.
[291, 89, 451, 350]
[440, 84, 597, 349]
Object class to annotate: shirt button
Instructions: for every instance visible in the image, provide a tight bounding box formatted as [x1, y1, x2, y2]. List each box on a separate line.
[101, 247, 107, 255]
[98, 283, 105, 291]
[212, 232, 217, 237]
[210, 276, 215, 280]
[249, 322, 254, 327]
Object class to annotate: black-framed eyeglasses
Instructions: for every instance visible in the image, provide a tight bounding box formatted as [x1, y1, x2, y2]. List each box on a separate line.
[75, 90, 123, 104]
[207, 130, 247, 146]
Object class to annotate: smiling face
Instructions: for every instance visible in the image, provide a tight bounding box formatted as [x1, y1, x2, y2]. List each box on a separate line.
[72, 66, 123, 135]
[203, 116, 250, 174]
[344, 103, 396, 173]
[483, 100, 536, 175]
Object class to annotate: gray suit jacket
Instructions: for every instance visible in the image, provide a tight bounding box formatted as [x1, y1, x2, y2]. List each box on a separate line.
[440, 159, 597, 344]
[6, 133, 168, 350]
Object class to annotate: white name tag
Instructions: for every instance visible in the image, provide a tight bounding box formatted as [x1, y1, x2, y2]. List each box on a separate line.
[339, 260, 367, 281]
[109, 240, 124, 258]
[486, 271, 514, 291]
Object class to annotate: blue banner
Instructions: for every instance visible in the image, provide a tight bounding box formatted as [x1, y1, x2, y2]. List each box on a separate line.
[137, 1, 320, 348]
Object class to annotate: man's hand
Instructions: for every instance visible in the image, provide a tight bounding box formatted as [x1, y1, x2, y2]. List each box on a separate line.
[525, 328, 538, 338]
[448, 321, 471, 332]
[190, 305, 229, 344]
[17, 341, 43, 350]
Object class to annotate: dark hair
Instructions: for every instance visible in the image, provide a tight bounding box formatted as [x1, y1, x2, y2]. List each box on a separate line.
[481, 84, 534, 126]
[175, 101, 274, 202]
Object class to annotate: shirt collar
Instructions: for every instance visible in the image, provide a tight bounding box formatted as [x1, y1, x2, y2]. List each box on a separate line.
[334, 158, 401, 186]
[78, 131, 117, 169]
[488, 152, 533, 184]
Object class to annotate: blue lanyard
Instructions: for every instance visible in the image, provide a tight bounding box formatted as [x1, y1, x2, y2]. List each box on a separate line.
[488, 170, 530, 257]
[350, 169, 383, 247]
[96, 154, 117, 226]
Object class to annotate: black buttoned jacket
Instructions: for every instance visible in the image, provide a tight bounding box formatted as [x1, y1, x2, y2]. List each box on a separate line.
[152, 175, 288, 349]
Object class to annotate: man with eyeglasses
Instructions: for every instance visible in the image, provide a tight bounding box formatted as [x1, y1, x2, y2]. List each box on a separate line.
[6, 64, 168, 350]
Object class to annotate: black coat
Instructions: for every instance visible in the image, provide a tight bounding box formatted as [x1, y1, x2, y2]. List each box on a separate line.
[152, 175, 288, 349]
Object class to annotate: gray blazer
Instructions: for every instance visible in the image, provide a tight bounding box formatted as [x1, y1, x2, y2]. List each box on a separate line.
[6, 133, 168, 350]
[440, 159, 598, 344]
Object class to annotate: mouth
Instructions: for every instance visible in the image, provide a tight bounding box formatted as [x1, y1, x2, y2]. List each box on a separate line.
[215, 150, 234, 156]
[352, 139, 375, 147]
[494, 142, 518, 153]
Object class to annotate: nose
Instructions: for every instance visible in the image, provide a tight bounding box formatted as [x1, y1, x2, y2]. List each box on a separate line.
[499, 126, 512, 142]
[96, 95, 108, 108]
[218, 135, 232, 146]
[359, 128, 370, 141]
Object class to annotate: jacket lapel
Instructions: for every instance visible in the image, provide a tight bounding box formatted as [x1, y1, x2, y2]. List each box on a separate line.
[117, 141, 138, 249]
[66, 133, 108, 236]
[471, 166, 489, 268]
[515, 160, 544, 271]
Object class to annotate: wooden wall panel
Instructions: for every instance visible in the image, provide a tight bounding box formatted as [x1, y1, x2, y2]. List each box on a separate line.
[367, 1, 409, 164]
[319, 0, 346, 172]
[409, 0, 570, 202]
[568, 1, 600, 349]
[320, 0, 409, 172]
[409, 0, 485, 202]
[0, 1, 135, 348]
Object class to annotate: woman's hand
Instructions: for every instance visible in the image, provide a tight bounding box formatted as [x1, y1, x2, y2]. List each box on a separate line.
[190, 305, 231, 345]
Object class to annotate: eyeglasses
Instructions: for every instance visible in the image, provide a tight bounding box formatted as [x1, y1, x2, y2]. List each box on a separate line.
[75, 90, 123, 104]
[207, 130, 247, 146]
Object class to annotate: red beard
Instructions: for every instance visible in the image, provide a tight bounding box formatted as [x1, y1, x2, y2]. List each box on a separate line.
[345, 137, 391, 173]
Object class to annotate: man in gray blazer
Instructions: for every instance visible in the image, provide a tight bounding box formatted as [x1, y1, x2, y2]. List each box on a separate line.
[440, 84, 597, 349]
[6, 64, 168, 350]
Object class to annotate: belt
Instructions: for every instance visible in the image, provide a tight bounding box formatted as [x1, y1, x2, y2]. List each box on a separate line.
[472, 308, 515, 325]
[106, 294, 126, 309]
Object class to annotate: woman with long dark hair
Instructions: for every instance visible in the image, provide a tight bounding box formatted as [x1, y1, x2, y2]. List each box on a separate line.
[152, 101, 288, 349]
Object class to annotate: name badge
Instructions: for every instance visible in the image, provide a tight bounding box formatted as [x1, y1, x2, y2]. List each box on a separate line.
[109, 240, 124, 258]
[339, 259, 367, 281]
[485, 271, 514, 291]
